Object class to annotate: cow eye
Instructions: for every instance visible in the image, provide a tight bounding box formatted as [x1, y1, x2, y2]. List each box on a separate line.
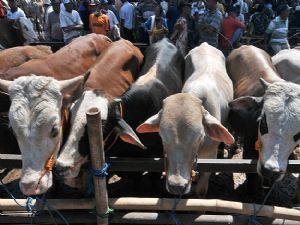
[50, 125, 59, 138]
[294, 132, 300, 142]
[259, 113, 268, 135]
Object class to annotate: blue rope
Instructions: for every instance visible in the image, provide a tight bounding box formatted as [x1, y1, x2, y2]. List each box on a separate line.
[168, 196, 183, 225]
[0, 179, 28, 209]
[91, 163, 110, 178]
[247, 182, 277, 225]
[26, 197, 34, 212]
[0, 178, 69, 225]
[37, 197, 69, 225]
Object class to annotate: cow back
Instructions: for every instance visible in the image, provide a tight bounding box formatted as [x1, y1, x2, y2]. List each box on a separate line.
[3, 34, 111, 80]
[0, 45, 52, 73]
[85, 39, 144, 97]
[226, 45, 282, 98]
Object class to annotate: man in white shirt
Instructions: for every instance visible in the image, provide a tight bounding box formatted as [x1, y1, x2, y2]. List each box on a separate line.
[60, 0, 83, 43]
[6, 0, 26, 20]
[119, 0, 135, 42]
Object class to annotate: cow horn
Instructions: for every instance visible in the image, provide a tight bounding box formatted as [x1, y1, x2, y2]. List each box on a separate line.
[260, 78, 270, 90]
[59, 76, 85, 95]
[0, 79, 13, 93]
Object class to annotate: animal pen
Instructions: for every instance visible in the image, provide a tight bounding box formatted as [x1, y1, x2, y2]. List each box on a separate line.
[0, 107, 300, 225]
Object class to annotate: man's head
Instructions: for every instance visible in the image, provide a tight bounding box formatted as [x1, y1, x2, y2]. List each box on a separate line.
[179, 2, 191, 17]
[101, 0, 108, 11]
[277, 4, 290, 20]
[205, 0, 217, 10]
[44, 0, 51, 7]
[51, 0, 61, 13]
[63, 0, 73, 12]
[89, 0, 100, 12]
[227, 6, 237, 17]
[8, 0, 17, 11]
[154, 5, 163, 17]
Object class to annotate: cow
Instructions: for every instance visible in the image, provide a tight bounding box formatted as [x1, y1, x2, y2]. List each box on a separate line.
[272, 49, 300, 84]
[137, 43, 234, 196]
[227, 45, 300, 201]
[0, 39, 144, 196]
[0, 45, 52, 73]
[0, 34, 110, 157]
[56, 38, 184, 183]
[3, 34, 112, 80]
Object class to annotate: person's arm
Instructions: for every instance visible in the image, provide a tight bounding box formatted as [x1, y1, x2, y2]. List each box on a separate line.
[234, 19, 246, 29]
[62, 12, 83, 32]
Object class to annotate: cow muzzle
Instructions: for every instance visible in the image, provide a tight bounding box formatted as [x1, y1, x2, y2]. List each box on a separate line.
[166, 175, 190, 195]
[259, 164, 284, 189]
[19, 172, 52, 196]
[55, 156, 88, 179]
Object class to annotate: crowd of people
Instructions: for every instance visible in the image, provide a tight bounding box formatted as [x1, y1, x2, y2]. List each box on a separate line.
[0, 0, 300, 55]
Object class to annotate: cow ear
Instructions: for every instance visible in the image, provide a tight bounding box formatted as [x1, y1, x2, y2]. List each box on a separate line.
[117, 118, 146, 149]
[203, 110, 235, 144]
[0, 79, 13, 93]
[229, 96, 263, 112]
[60, 71, 90, 106]
[260, 78, 270, 90]
[136, 111, 161, 133]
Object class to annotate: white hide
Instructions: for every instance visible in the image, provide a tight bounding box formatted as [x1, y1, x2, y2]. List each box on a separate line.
[258, 81, 300, 176]
[272, 49, 300, 84]
[8, 76, 63, 195]
[57, 90, 109, 178]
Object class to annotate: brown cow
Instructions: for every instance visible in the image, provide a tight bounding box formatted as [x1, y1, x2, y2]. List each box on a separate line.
[0, 39, 144, 195]
[0, 45, 52, 73]
[227, 45, 282, 98]
[3, 33, 112, 80]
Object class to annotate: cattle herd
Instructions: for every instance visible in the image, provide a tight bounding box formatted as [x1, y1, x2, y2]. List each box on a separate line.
[0, 34, 300, 206]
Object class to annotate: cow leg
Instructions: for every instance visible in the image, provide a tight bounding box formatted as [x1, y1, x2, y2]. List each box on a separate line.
[195, 172, 211, 197]
[294, 174, 300, 203]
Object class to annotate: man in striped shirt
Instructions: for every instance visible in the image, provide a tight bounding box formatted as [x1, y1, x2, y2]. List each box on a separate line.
[264, 4, 290, 54]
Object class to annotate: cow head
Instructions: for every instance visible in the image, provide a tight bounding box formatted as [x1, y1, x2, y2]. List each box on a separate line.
[229, 79, 300, 188]
[137, 93, 234, 195]
[56, 90, 145, 179]
[0, 74, 88, 195]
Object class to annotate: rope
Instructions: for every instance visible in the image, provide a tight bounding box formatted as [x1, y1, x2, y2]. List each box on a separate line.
[168, 196, 183, 225]
[247, 182, 277, 225]
[0, 179, 69, 225]
[91, 163, 110, 178]
[90, 207, 114, 219]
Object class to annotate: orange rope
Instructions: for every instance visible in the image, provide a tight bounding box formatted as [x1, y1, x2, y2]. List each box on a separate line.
[255, 133, 262, 152]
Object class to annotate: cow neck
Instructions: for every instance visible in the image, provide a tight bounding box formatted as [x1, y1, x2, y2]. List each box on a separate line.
[36, 107, 68, 190]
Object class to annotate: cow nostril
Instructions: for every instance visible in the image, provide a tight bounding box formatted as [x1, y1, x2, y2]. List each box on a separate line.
[20, 181, 36, 192]
[260, 164, 282, 189]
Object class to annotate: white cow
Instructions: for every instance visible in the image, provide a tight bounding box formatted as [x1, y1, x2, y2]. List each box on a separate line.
[272, 49, 300, 84]
[137, 43, 234, 196]
[0, 75, 87, 195]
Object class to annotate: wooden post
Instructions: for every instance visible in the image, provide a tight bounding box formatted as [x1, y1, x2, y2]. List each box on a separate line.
[86, 107, 109, 225]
